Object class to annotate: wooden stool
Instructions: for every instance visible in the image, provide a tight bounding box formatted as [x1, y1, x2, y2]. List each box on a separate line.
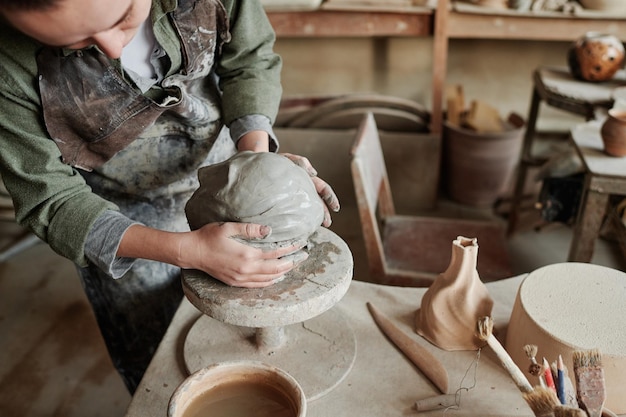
[568, 121, 626, 262]
[507, 66, 626, 234]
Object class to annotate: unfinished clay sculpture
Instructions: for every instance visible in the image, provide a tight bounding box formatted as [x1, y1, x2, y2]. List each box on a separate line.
[185, 151, 325, 244]
[415, 236, 494, 351]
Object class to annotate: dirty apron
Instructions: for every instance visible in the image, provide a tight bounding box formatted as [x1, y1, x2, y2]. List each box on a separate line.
[37, 0, 233, 393]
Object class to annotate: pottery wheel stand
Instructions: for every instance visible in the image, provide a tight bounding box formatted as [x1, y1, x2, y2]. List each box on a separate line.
[182, 227, 355, 401]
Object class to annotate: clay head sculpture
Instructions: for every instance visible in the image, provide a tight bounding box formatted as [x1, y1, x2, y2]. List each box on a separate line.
[185, 151, 325, 246]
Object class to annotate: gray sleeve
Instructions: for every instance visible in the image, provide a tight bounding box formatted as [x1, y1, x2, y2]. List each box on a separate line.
[229, 114, 279, 152]
[84, 210, 141, 279]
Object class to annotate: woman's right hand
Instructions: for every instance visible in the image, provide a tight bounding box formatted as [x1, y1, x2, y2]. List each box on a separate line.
[178, 222, 308, 288]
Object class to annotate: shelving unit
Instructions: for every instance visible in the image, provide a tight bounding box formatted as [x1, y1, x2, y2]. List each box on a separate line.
[268, 1, 626, 136]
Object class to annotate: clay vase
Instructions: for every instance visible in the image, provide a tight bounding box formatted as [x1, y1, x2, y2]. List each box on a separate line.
[601, 109, 626, 157]
[567, 32, 625, 82]
[415, 236, 494, 351]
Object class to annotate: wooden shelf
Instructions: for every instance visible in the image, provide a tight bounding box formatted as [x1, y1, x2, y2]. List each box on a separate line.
[447, 7, 626, 41]
[266, 2, 626, 136]
[267, 10, 433, 38]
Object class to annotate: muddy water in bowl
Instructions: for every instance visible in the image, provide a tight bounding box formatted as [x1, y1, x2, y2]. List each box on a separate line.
[169, 361, 306, 417]
[184, 381, 294, 417]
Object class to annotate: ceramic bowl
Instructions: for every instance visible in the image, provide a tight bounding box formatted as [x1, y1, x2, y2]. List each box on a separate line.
[168, 361, 306, 417]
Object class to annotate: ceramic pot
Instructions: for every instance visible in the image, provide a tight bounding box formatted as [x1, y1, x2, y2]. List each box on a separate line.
[443, 114, 524, 207]
[567, 32, 625, 82]
[168, 361, 306, 417]
[601, 109, 626, 157]
[415, 236, 494, 351]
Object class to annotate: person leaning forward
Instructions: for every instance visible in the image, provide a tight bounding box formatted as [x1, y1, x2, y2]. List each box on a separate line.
[0, 0, 340, 393]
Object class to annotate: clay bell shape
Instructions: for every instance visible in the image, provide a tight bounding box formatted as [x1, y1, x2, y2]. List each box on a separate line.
[185, 151, 325, 245]
[415, 236, 494, 351]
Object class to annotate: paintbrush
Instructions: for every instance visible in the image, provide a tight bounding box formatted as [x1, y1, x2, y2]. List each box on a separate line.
[523, 386, 560, 417]
[524, 344, 547, 387]
[477, 316, 533, 393]
[573, 349, 606, 417]
[553, 405, 587, 417]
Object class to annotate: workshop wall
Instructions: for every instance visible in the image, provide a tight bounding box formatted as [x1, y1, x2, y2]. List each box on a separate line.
[275, 38, 582, 128]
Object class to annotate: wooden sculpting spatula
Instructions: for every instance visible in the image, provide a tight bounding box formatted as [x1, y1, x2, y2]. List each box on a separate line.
[367, 302, 449, 394]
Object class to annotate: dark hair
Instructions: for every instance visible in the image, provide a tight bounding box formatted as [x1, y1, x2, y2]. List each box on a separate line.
[0, 0, 63, 11]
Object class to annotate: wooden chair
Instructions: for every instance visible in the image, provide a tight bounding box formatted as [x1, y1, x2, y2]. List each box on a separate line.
[350, 113, 513, 287]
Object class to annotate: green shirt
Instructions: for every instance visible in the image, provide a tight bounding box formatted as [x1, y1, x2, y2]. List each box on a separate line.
[0, 0, 282, 266]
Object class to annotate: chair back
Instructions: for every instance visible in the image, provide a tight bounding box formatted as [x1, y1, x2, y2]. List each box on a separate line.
[350, 113, 395, 279]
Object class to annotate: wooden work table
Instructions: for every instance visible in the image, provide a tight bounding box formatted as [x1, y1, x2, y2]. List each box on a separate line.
[125, 275, 543, 417]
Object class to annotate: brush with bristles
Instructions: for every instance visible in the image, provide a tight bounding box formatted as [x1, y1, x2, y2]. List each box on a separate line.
[524, 344, 547, 387]
[553, 405, 587, 417]
[477, 316, 533, 393]
[573, 349, 606, 417]
[523, 386, 560, 417]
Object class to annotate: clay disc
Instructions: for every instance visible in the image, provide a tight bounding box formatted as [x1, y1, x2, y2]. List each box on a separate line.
[183, 306, 357, 401]
[181, 227, 353, 328]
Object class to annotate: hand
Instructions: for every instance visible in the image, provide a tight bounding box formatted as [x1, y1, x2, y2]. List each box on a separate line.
[180, 222, 308, 288]
[280, 152, 340, 227]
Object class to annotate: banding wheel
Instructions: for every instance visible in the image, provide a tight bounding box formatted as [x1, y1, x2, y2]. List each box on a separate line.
[182, 227, 355, 401]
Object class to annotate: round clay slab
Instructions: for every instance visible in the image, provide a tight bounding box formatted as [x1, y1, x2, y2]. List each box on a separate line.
[181, 227, 353, 328]
[184, 306, 357, 401]
[505, 262, 626, 413]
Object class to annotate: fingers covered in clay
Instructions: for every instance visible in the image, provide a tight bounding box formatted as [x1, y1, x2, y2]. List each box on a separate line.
[280, 152, 318, 176]
[280, 152, 341, 227]
[180, 222, 306, 288]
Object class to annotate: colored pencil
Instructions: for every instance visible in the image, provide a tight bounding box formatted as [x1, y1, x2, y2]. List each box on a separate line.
[543, 357, 556, 394]
[557, 355, 566, 405]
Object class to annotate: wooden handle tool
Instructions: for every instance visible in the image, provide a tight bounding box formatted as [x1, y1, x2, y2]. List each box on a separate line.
[367, 302, 449, 394]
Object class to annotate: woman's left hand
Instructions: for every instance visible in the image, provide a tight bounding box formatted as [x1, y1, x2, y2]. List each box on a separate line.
[280, 152, 340, 227]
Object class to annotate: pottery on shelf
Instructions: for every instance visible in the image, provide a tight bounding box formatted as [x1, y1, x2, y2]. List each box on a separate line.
[601, 109, 626, 157]
[567, 32, 625, 82]
[415, 236, 494, 351]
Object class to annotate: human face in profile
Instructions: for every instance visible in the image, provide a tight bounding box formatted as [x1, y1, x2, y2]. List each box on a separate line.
[2, 0, 152, 59]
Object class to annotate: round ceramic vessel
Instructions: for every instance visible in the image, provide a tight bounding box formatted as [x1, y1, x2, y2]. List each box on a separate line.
[567, 32, 625, 82]
[505, 263, 626, 414]
[168, 361, 306, 417]
[601, 108, 626, 156]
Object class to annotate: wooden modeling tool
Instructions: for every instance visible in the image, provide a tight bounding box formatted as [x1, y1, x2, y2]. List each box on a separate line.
[573, 349, 606, 417]
[366, 302, 449, 394]
[477, 316, 533, 393]
[523, 387, 560, 417]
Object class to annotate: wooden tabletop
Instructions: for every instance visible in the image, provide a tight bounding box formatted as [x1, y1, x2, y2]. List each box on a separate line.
[124, 275, 545, 417]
